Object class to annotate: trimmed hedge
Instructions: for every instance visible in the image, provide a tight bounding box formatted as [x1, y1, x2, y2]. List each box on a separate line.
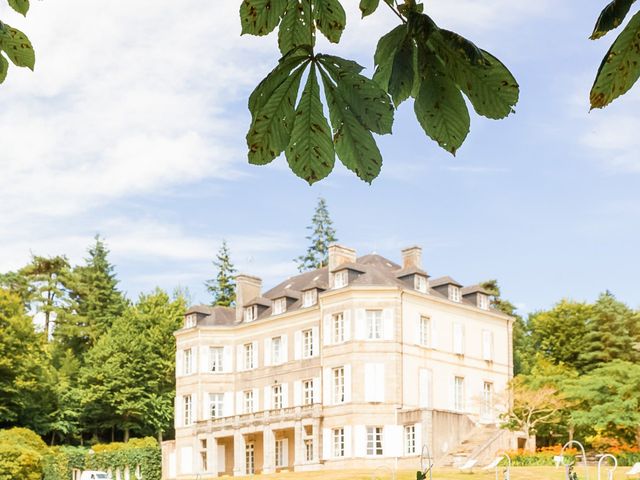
[0, 428, 48, 480]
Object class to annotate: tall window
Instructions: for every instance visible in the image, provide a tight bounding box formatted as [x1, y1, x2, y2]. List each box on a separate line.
[185, 314, 197, 328]
[482, 382, 493, 416]
[334, 270, 348, 288]
[275, 439, 286, 467]
[366, 426, 384, 456]
[272, 384, 283, 409]
[303, 379, 314, 405]
[271, 336, 282, 364]
[404, 425, 416, 455]
[366, 310, 382, 339]
[482, 330, 494, 361]
[183, 395, 192, 426]
[333, 367, 345, 404]
[302, 329, 314, 358]
[454, 377, 465, 411]
[244, 343, 254, 370]
[305, 439, 313, 461]
[332, 312, 344, 343]
[244, 305, 256, 322]
[200, 439, 208, 471]
[273, 297, 286, 315]
[244, 390, 254, 414]
[332, 428, 345, 457]
[209, 393, 224, 418]
[415, 275, 428, 293]
[184, 348, 193, 375]
[302, 289, 317, 307]
[210, 347, 223, 372]
[449, 285, 461, 302]
[419, 316, 431, 347]
[453, 323, 464, 355]
[478, 293, 490, 310]
[245, 443, 255, 475]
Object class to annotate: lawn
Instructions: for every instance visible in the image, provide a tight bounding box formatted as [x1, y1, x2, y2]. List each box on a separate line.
[231, 466, 633, 479]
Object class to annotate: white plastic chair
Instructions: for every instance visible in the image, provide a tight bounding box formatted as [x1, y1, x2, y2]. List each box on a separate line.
[626, 463, 640, 477]
[459, 459, 478, 473]
[483, 457, 503, 470]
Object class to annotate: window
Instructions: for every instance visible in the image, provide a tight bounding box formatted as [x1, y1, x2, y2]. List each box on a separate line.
[478, 293, 490, 310]
[185, 314, 197, 328]
[183, 395, 192, 426]
[244, 390, 254, 414]
[302, 329, 314, 358]
[449, 285, 461, 302]
[244, 343, 254, 370]
[332, 313, 344, 343]
[209, 393, 224, 418]
[200, 438, 208, 471]
[275, 439, 286, 467]
[303, 379, 314, 405]
[366, 426, 384, 456]
[305, 439, 313, 461]
[244, 305, 256, 322]
[271, 336, 282, 364]
[366, 310, 382, 340]
[333, 367, 345, 404]
[482, 330, 494, 361]
[405, 425, 416, 455]
[302, 289, 317, 307]
[483, 382, 493, 416]
[419, 316, 431, 347]
[245, 443, 255, 475]
[210, 347, 223, 372]
[273, 297, 287, 315]
[272, 385, 283, 410]
[454, 377, 465, 411]
[334, 270, 348, 288]
[184, 348, 193, 375]
[332, 428, 345, 457]
[415, 275, 428, 293]
[453, 323, 464, 355]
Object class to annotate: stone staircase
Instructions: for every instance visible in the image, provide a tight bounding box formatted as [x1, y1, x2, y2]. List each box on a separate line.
[436, 423, 508, 468]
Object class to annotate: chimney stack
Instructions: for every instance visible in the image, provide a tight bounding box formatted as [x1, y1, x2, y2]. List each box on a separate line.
[401, 246, 422, 270]
[328, 244, 357, 272]
[235, 274, 262, 322]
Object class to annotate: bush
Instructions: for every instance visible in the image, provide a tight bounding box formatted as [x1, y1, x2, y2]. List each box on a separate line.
[0, 428, 46, 480]
[0, 427, 48, 453]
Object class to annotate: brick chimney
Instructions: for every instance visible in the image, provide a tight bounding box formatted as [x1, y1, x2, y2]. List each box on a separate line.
[235, 274, 262, 322]
[401, 246, 422, 269]
[328, 244, 357, 272]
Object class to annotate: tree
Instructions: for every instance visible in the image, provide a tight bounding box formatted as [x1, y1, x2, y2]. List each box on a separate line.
[0, 1, 35, 86]
[295, 197, 338, 272]
[205, 240, 236, 307]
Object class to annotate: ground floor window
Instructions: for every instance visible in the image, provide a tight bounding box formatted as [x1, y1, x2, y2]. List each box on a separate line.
[245, 442, 255, 475]
[404, 425, 416, 455]
[275, 439, 286, 467]
[482, 382, 493, 417]
[366, 426, 383, 456]
[305, 439, 313, 461]
[332, 428, 344, 457]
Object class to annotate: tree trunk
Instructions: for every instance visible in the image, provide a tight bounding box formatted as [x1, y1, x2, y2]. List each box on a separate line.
[111, 425, 115, 443]
[124, 426, 130, 443]
[44, 312, 50, 340]
[50, 432, 56, 447]
[157, 430, 163, 443]
[636, 426, 640, 449]
[569, 425, 574, 443]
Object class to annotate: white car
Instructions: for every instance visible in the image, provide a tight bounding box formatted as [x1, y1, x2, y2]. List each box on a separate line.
[80, 471, 110, 480]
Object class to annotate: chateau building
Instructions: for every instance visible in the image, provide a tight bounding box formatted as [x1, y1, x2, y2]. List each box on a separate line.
[161, 245, 515, 478]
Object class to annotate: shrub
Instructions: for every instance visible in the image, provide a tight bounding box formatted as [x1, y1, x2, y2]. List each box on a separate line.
[0, 428, 46, 480]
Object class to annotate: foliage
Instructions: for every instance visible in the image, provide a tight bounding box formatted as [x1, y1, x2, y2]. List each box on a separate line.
[86, 437, 160, 480]
[240, 0, 519, 183]
[590, 0, 640, 108]
[42, 446, 86, 480]
[0, 428, 46, 480]
[0, 0, 35, 85]
[205, 240, 237, 307]
[295, 197, 338, 271]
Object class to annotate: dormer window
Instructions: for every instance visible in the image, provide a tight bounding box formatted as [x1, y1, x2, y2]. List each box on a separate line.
[478, 294, 490, 310]
[273, 297, 287, 315]
[244, 305, 257, 322]
[302, 289, 317, 307]
[185, 314, 197, 328]
[414, 275, 428, 293]
[334, 270, 348, 288]
[448, 285, 461, 302]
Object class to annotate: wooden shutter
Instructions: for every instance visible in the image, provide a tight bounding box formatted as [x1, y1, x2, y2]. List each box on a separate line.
[375, 363, 385, 402]
[294, 331, 302, 360]
[264, 338, 272, 366]
[344, 364, 352, 403]
[354, 309, 366, 340]
[419, 369, 431, 407]
[281, 334, 288, 363]
[224, 391, 233, 416]
[344, 426, 353, 458]
[223, 345, 233, 372]
[313, 376, 321, 404]
[323, 368, 332, 406]
[252, 341, 258, 368]
[382, 308, 394, 340]
[353, 425, 366, 457]
[343, 310, 352, 341]
[323, 315, 332, 346]
[312, 326, 319, 356]
[293, 380, 302, 406]
[364, 364, 375, 402]
[282, 382, 289, 408]
[263, 386, 271, 411]
[322, 429, 331, 460]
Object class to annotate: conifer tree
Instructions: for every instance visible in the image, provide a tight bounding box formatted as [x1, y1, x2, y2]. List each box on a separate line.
[295, 198, 338, 272]
[205, 240, 236, 307]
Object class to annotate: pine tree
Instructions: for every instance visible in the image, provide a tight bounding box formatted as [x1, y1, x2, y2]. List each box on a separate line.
[295, 197, 338, 272]
[205, 240, 236, 307]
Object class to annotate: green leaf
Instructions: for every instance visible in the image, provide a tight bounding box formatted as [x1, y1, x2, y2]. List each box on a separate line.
[319, 54, 394, 135]
[320, 69, 383, 183]
[8, 0, 29, 16]
[591, 0, 637, 39]
[359, 0, 380, 17]
[246, 61, 308, 165]
[388, 35, 415, 107]
[438, 29, 488, 67]
[0, 24, 34, 70]
[372, 25, 407, 90]
[278, 0, 314, 55]
[0, 54, 8, 83]
[313, 0, 346, 43]
[240, 0, 288, 36]
[286, 64, 335, 184]
[414, 56, 470, 155]
[317, 53, 364, 74]
[591, 10, 640, 108]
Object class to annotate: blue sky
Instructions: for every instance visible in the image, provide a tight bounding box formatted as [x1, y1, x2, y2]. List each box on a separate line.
[1, 1, 638, 315]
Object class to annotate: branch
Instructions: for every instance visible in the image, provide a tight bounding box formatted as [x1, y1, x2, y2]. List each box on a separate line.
[386, 1, 406, 24]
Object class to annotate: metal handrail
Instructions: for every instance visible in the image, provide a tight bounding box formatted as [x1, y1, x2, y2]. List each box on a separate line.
[597, 454, 617, 480]
[560, 440, 589, 480]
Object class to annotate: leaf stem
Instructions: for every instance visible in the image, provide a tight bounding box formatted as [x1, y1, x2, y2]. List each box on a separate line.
[386, 1, 406, 24]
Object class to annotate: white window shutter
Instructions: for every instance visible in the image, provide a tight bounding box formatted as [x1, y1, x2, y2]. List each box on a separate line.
[412, 313, 420, 345]
[322, 429, 331, 460]
[294, 331, 302, 360]
[313, 376, 321, 403]
[419, 369, 431, 408]
[344, 364, 352, 403]
[252, 341, 259, 368]
[224, 391, 233, 416]
[384, 425, 402, 457]
[364, 364, 375, 402]
[354, 309, 366, 340]
[449, 377, 455, 410]
[383, 308, 394, 340]
[375, 364, 385, 402]
[264, 386, 271, 411]
[282, 437, 289, 465]
[191, 395, 198, 423]
[453, 323, 464, 354]
[264, 338, 272, 366]
[200, 346, 208, 373]
[204, 393, 210, 419]
[312, 326, 319, 356]
[223, 345, 233, 372]
[482, 330, 493, 361]
[282, 382, 289, 408]
[344, 425, 353, 458]
[176, 350, 183, 377]
[175, 397, 182, 427]
[281, 334, 288, 363]
[293, 380, 302, 406]
[431, 320, 438, 350]
[344, 310, 352, 341]
[253, 388, 259, 411]
[323, 368, 332, 406]
[323, 315, 331, 346]
[237, 346, 243, 372]
[414, 423, 422, 453]
[353, 425, 365, 457]
[236, 391, 243, 415]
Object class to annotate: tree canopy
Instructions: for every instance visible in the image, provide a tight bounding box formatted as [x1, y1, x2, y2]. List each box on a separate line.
[205, 240, 237, 307]
[295, 197, 338, 271]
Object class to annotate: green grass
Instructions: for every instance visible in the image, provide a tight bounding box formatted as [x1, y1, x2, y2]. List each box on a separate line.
[229, 466, 634, 479]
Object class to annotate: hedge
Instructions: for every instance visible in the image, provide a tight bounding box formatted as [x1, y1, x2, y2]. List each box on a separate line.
[0, 428, 48, 480]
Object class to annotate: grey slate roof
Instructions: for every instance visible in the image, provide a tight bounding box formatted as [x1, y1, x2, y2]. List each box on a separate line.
[429, 276, 463, 288]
